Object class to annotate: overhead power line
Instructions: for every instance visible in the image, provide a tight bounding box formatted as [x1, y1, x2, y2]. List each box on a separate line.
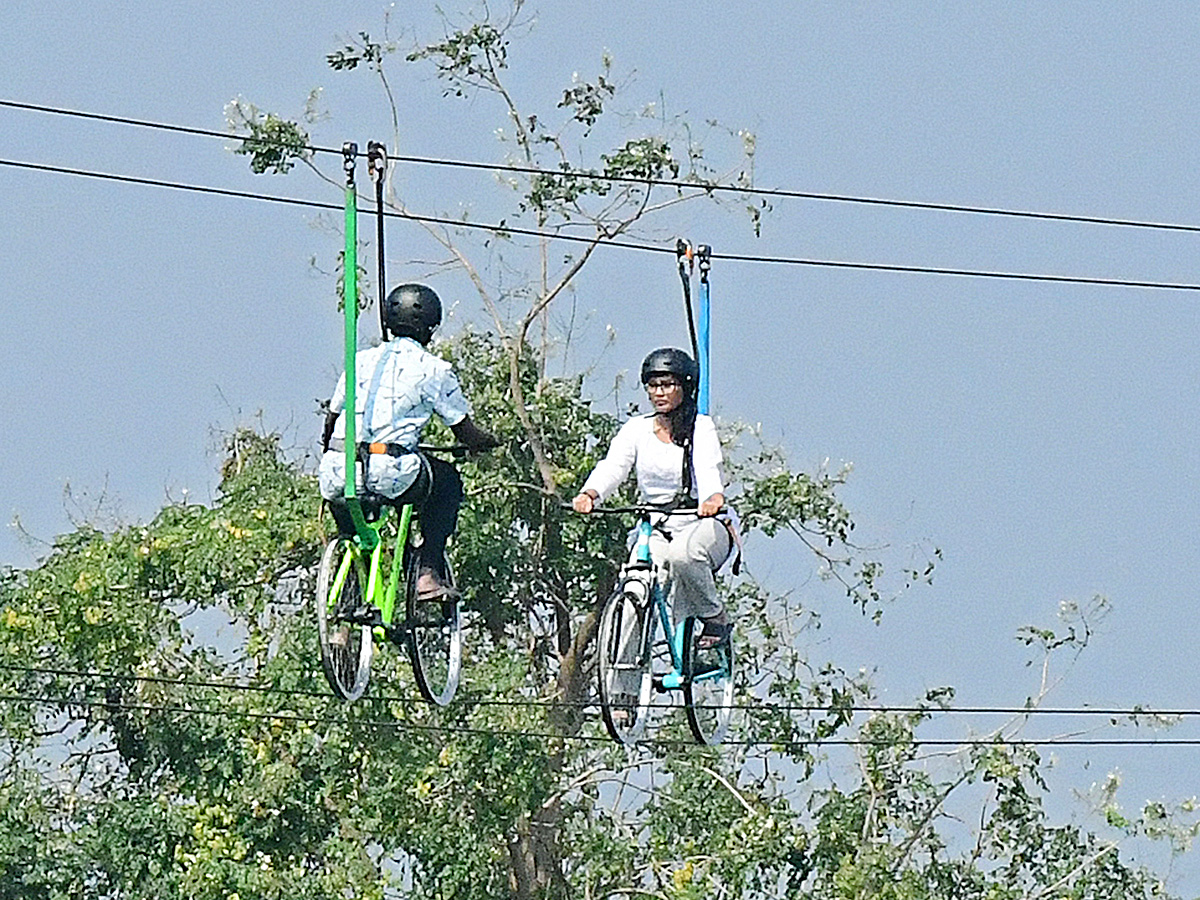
[5, 97, 1200, 236]
[4, 691, 1197, 749]
[2, 661, 1195, 721]
[4, 155, 1200, 293]
[0, 98, 344, 154]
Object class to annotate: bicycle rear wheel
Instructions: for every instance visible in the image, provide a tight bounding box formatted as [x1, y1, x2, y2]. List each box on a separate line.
[682, 617, 735, 745]
[405, 549, 462, 706]
[597, 578, 653, 744]
[316, 536, 373, 701]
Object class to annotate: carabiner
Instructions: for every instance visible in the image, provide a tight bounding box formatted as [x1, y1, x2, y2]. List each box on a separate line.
[676, 238, 694, 274]
[367, 141, 387, 185]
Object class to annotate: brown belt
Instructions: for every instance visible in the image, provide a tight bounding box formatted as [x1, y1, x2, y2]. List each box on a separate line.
[328, 439, 414, 458]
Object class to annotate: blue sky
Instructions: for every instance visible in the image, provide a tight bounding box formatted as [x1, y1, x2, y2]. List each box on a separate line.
[4, 0, 1200, 887]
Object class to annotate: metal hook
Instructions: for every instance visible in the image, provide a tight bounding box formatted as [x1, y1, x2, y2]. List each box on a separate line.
[676, 238, 694, 274]
[367, 141, 387, 185]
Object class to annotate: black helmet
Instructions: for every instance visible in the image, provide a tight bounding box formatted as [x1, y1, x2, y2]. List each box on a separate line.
[384, 283, 442, 344]
[640, 347, 698, 396]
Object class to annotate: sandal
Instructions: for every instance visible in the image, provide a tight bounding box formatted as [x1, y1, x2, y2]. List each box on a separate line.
[697, 618, 733, 650]
[415, 568, 461, 601]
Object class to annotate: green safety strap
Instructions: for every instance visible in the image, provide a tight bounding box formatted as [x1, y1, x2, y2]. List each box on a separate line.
[341, 142, 376, 549]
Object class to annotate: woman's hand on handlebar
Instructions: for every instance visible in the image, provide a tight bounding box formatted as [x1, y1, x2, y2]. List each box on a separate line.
[572, 491, 597, 514]
[698, 493, 725, 518]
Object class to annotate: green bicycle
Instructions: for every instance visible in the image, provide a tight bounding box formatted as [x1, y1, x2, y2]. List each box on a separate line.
[316, 143, 468, 704]
[316, 444, 465, 705]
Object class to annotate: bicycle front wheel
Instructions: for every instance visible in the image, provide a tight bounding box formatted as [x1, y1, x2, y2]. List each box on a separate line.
[597, 579, 653, 745]
[682, 617, 735, 745]
[405, 549, 462, 706]
[316, 536, 373, 701]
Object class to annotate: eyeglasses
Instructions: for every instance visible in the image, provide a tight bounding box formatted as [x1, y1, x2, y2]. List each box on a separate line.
[645, 380, 682, 393]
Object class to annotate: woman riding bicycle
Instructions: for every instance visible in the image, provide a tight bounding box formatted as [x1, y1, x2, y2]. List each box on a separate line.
[572, 347, 737, 648]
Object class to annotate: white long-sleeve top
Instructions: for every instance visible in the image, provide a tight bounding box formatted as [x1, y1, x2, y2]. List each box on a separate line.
[582, 413, 725, 506]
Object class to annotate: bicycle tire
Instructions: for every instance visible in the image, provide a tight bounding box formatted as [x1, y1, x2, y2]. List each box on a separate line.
[316, 536, 373, 701]
[405, 547, 462, 706]
[682, 616, 735, 745]
[597, 577, 654, 744]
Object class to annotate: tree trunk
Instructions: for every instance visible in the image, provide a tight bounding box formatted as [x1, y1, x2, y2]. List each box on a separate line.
[506, 570, 613, 897]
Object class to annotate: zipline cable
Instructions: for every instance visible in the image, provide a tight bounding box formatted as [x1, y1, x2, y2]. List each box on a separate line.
[7, 97, 1200, 237]
[4, 155, 1200, 294]
[4, 106, 1197, 747]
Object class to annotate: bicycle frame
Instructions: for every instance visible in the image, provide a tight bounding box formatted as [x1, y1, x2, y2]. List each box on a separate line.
[329, 502, 414, 635]
[628, 514, 725, 693]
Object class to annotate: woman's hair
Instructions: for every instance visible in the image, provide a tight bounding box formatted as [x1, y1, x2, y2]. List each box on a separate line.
[665, 392, 697, 449]
[666, 393, 698, 498]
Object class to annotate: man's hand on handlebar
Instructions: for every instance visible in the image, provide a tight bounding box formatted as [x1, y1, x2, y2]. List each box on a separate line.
[451, 416, 501, 455]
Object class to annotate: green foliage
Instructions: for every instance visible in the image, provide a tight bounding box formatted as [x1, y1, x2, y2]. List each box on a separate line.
[558, 74, 615, 129]
[180, 4, 1198, 898]
[224, 98, 312, 175]
[327, 31, 391, 72]
[601, 136, 680, 183]
[731, 436, 940, 622]
[407, 21, 509, 91]
[524, 164, 609, 215]
[0, 333, 1186, 899]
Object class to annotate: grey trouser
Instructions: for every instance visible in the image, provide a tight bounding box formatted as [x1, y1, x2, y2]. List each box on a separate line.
[646, 517, 733, 625]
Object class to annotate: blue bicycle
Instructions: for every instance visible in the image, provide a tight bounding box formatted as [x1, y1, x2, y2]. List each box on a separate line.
[588, 505, 735, 745]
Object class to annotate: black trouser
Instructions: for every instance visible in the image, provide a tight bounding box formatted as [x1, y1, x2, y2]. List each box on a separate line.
[328, 455, 463, 579]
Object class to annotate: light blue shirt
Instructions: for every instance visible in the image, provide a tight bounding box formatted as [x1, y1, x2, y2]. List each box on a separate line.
[319, 338, 471, 499]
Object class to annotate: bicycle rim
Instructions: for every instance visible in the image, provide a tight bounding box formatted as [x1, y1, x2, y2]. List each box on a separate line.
[405, 550, 462, 706]
[597, 586, 653, 744]
[682, 617, 735, 745]
[316, 537, 373, 701]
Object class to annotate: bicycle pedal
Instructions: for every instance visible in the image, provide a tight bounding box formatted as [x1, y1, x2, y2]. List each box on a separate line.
[652, 676, 668, 694]
[342, 604, 384, 627]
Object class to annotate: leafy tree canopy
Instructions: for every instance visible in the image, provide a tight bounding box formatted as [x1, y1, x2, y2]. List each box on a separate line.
[1, 330, 1190, 899]
[2, 5, 1194, 899]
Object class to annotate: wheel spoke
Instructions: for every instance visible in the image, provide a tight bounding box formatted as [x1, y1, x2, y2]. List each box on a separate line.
[406, 550, 462, 706]
[316, 537, 373, 701]
[683, 617, 735, 745]
[598, 581, 653, 745]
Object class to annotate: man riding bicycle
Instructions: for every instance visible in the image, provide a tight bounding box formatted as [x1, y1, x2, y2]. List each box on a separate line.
[318, 283, 498, 600]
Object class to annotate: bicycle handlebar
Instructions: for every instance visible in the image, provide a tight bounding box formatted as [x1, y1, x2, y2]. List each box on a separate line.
[417, 443, 490, 458]
[562, 502, 700, 517]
